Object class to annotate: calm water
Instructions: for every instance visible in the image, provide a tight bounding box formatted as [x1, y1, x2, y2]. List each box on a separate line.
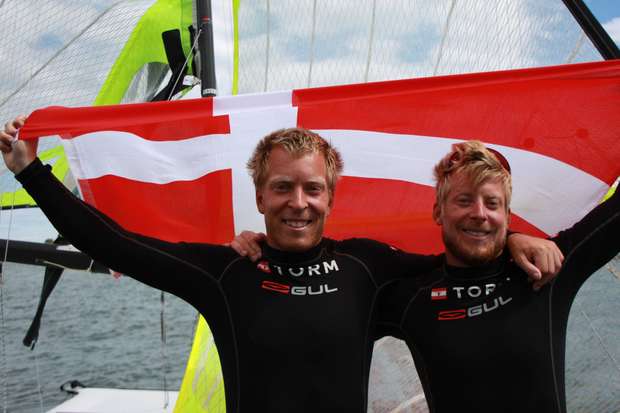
[0, 263, 196, 412]
[0, 210, 618, 412]
[1, 260, 619, 412]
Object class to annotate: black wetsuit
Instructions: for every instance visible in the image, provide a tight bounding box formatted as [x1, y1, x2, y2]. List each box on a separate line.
[378, 189, 619, 413]
[17, 159, 439, 413]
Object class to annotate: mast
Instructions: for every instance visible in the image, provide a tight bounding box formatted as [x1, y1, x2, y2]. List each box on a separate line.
[196, 0, 218, 97]
[561, 0, 620, 60]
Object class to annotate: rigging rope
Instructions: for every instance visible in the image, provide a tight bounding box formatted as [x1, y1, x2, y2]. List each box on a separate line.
[0, 182, 17, 413]
[307, 0, 317, 88]
[160, 291, 169, 408]
[0, 0, 126, 111]
[159, 23, 207, 408]
[166, 24, 204, 101]
[433, 0, 456, 76]
[0, 252, 6, 413]
[566, 32, 586, 64]
[0, 276, 5, 413]
[363, 0, 377, 83]
[33, 349, 44, 413]
[264, 0, 271, 92]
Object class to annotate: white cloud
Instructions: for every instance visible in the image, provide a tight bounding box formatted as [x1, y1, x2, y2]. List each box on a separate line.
[236, 1, 602, 93]
[603, 17, 620, 44]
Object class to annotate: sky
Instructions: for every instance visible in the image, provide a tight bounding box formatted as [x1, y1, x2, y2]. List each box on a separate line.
[0, 1, 618, 125]
[585, 0, 620, 43]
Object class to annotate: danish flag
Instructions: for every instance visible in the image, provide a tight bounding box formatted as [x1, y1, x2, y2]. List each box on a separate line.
[19, 61, 620, 252]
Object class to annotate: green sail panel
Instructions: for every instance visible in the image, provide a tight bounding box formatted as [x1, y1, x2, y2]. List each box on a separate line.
[1, 0, 194, 209]
[95, 0, 194, 105]
[1, 146, 69, 209]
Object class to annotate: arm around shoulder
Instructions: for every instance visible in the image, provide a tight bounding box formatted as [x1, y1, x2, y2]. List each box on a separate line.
[339, 238, 441, 285]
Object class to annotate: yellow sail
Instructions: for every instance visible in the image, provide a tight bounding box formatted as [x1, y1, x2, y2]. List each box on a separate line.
[174, 1, 239, 411]
[174, 319, 226, 412]
[0, 146, 69, 208]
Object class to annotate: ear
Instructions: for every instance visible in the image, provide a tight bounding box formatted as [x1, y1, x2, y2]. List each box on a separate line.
[507, 207, 511, 227]
[432, 203, 442, 226]
[256, 190, 265, 214]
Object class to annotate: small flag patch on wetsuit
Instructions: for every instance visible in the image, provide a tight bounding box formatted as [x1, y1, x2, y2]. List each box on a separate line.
[431, 288, 447, 300]
[257, 260, 271, 274]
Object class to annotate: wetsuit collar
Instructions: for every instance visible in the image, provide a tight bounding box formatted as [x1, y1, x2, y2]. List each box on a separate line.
[261, 238, 327, 264]
[442, 250, 509, 281]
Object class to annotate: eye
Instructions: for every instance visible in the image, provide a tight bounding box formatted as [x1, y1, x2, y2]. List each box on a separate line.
[486, 199, 501, 209]
[455, 197, 471, 207]
[305, 183, 325, 195]
[273, 182, 291, 192]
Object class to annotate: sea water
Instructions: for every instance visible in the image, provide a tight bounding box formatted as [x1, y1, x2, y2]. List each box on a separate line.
[1, 263, 196, 412]
[0, 209, 618, 412]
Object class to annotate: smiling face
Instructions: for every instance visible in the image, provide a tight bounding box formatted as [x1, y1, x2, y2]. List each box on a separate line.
[256, 146, 332, 252]
[434, 171, 510, 267]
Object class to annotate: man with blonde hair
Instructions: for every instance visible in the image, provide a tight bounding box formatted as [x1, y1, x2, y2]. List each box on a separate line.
[378, 140, 619, 413]
[432, 140, 513, 267]
[245, 128, 343, 252]
[1, 117, 558, 412]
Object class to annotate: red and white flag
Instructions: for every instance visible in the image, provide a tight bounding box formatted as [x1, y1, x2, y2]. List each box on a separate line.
[19, 61, 620, 253]
[431, 288, 448, 301]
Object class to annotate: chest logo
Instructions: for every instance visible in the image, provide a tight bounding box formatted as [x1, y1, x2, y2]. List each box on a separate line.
[431, 288, 447, 300]
[437, 295, 512, 321]
[437, 309, 466, 320]
[433, 283, 498, 302]
[261, 280, 338, 296]
[453, 284, 496, 299]
[271, 259, 340, 277]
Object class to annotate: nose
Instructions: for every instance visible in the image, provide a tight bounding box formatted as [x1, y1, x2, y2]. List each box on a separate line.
[469, 199, 487, 220]
[288, 187, 308, 210]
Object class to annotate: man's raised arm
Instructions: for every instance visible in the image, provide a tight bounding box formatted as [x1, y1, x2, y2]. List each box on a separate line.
[0, 116, 236, 306]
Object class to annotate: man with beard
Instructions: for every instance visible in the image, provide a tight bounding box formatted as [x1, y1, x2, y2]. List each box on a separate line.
[377, 140, 619, 413]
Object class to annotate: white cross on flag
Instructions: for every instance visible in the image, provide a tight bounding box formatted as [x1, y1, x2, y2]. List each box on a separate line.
[19, 60, 620, 253]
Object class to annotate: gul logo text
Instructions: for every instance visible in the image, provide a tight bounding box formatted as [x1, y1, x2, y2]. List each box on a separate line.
[437, 296, 512, 320]
[261, 280, 338, 296]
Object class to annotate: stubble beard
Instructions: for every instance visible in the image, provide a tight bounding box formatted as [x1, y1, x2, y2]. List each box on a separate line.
[443, 232, 506, 267]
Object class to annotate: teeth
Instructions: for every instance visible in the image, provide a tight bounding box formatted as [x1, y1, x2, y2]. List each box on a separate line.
[464, 230, 488, 236]
[285, 220, 310, 228]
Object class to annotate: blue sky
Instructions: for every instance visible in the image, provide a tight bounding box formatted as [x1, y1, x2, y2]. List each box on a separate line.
[585, 0, 620, 43]
[585, 0, 619, 22]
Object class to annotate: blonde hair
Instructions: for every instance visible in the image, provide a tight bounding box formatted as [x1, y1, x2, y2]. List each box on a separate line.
[247, 128, 343, 196]
[434, 140, 512, 209]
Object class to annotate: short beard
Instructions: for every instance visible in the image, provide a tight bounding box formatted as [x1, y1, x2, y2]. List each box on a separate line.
[443, 234, 506, 267]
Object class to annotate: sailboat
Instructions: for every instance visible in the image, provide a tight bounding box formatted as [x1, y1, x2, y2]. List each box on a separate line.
[0, 1, 618, 412]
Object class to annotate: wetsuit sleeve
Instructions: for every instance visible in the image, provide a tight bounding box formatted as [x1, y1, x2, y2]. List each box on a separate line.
[351, 239, 441, 285]
[373, 278, 416, 340]
[552, 188, 620, 291]
[374, 243, 442, 284]
[16, 159, 238, 305]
